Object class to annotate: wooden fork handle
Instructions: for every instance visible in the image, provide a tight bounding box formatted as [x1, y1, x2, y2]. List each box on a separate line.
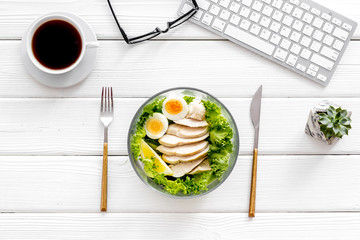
[249, 148, 258, 218]
[101, 143, 108, 212]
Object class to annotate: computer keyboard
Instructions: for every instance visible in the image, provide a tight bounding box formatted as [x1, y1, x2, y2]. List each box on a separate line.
[178, 0, 357, 85]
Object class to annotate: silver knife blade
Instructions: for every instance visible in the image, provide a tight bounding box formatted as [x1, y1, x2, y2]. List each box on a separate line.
[250, 85, 262, 148]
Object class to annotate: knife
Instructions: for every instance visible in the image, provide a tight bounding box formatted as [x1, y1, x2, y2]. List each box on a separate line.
[249, 85, 262, 218]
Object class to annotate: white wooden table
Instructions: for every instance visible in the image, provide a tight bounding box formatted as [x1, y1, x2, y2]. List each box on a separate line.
[1, 0, 360, 239]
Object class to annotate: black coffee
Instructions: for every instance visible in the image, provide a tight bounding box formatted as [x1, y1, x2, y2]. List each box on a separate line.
[32, 20, 82, 70]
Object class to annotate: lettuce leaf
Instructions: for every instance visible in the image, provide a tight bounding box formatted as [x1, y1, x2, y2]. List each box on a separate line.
[202, 100, 234, 180]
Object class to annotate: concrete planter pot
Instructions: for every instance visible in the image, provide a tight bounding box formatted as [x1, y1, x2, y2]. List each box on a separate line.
[305, 101, 352, 145]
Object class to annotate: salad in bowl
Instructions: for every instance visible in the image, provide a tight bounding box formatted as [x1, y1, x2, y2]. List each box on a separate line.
[128, 88, 239, 197]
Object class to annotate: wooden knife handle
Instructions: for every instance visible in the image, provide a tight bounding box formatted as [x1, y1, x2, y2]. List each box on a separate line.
[249, 148, 258, 218]
[101, 143, 108, 212]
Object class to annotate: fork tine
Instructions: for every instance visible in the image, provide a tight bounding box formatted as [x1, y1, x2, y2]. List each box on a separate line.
[110, 87, 113, 112]
[107, 87, 110, 112]
[101, 87, 104, 112]
[106, 86, 109, 112]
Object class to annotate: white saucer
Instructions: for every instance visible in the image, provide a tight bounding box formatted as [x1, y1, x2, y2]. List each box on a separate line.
[21, 13, 98, 88]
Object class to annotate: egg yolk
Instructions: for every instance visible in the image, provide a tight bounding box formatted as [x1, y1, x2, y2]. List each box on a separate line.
[146, 118, 163, 135]
[165, 99, 183, 115]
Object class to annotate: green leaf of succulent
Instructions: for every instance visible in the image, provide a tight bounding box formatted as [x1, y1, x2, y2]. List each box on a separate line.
[318, 105, 352, 139]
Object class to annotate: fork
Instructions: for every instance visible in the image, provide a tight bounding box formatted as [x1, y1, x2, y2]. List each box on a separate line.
[100, 86, 113, 212]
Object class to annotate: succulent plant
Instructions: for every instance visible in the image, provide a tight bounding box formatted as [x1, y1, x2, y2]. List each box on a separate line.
[318, 106, 352, 139]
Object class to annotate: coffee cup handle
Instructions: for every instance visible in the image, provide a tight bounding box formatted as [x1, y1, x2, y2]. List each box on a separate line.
[86, 42, 99, 48]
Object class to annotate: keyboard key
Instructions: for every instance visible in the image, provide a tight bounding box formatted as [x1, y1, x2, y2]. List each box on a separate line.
[229, 2, 241, 13]
[333, 27, 349, 41]
[286, 54, 298, 67]
[310, 8, 320, 16]
[181, 3, 193, 14]
[280, 38, 291, 50]
[333, 40, 344, 51]
[302, 13, 313, 24]
[309, 64, 319, 72]
[290, 31, 301, 42]
[212, 18, 226, 31]
[272, 11, 283, 22]
[220, 9, 231, 20]
[270, 34, 281, 45]
[240, 7, 251, 18]
[292, 8, 304, 19]
[262, 6, 273, 16]
[260, 29, 271, 40]
[313, 30, 324, 41]
[323, 22, 334, 33]
[209, 5, 221, 15]
[320, 46, 339, 61]
[250, 12, 261, 23]
[252, 1, 263, 11]
[224, 24, 275, 55]
[300, 3, 310, 11]
[272, 0, 283, 9]
[321, 13, 331, 21]
[332, 18, 342, 26]
[303, 25, 314, 36]
[260, 17, 271, 28]
[201, 13, 213, 25]
[313, 17, 324, 29]
[306, 69, 317, 77]
[197, 0, 211, 10]
[219, 0, 231, 8]
[282, 3, 293, 14]
[317, 74, 327, 82]
[282, 15, 294, 26]
[290, 0, 299, 5]
[240, 19, 251, 30]
[280, 26, 291, 38]
[310, 41, 321, 52]
[342, 23, 353, 31]
[300, 36, 311, 47]
[311, 53, 334, 71]
[274, 48, 288, 61]
[296, 64, 306, 72]
[230, 14, 241, 25]
[323, 35, 334, 46]
[250, 24, 262, 35]
[242, 0, 253, 7]
[300, 49, 312, 59]
[290, 43, 301, 54]
[193, 10, 204, 20]
[270, 22, 281, 32]
[293, 20, 303, 31]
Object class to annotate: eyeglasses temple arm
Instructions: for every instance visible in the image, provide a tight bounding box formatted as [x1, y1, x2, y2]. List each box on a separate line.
[106, 0, 131, 44]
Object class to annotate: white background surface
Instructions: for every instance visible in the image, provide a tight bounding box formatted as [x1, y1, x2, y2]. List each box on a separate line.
[0, 0, 360, 239]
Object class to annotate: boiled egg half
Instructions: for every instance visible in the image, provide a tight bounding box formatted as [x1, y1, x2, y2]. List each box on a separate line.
[162, 96, 188, 121]
[144, 113, 168, 139]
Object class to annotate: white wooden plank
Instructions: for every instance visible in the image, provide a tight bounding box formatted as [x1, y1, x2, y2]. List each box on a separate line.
[0, 41, 360, 98]
[0, 0, 359, 39]
[1, 155, 360, 213]
[0, 98, 358, 155]
[1, 213, 360, 239]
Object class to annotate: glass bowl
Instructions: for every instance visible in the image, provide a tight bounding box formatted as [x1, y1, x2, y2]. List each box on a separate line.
[127, 87, 239, 198]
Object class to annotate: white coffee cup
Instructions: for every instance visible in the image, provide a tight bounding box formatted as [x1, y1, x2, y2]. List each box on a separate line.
[25, 13, 99, 75]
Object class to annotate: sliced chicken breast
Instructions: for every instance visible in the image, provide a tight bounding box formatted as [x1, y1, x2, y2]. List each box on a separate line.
[188, 159, 212, 175]
[186, 101, 206, 121]
[159, 133, 209, 147]
[167, 124, 208, 139]
[174, 118, 208, 128]
[162, 145, 210, 164]
[169, 157, 206, 178]
[157, 141, 209, 157]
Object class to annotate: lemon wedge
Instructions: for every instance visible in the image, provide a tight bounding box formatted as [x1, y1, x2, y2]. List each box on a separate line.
[140, 139, 173, 177]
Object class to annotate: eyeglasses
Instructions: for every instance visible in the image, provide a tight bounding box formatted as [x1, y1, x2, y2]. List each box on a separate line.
[106, 0, 199, 44]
